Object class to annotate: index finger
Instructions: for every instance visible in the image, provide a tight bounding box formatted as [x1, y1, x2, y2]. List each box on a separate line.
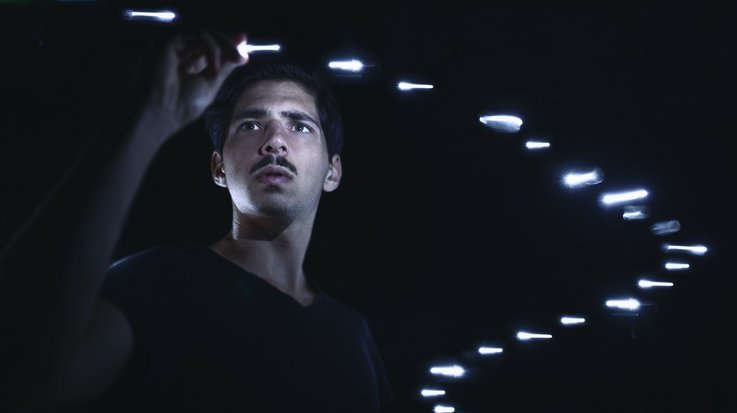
[209, 30, 248, 64]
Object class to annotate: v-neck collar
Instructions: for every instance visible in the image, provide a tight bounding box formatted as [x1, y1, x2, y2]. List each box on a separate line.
[197, 245, 323, 310]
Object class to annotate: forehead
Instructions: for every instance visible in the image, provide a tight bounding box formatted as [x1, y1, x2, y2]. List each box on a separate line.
[232, 80, 318, 118]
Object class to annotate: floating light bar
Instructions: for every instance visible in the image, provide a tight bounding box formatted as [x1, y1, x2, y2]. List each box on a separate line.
[562, 169, 604, 188]
[478, 346, 504, 355]
[421, 389, 446, 397]
[429, 365, 466, 378]
[237, 42, 281, 57]
[651, 220, 681, 235]
[599, 189, 648, 206]
[479, 115, 523, 133]
[525, 140, 550, 150]
[328, 59, 365, 72]
[638, 279, 674, 289]
[662, 244, 708, 255]
[516, 331, 553, 341]
[623, 205, 648, 220]
[560, 316, 586, 325]
[665, 262, 690, 271]
[605, 298, 641, 311]
[397, 81, 434, 91]
[123, 9, 177, 22]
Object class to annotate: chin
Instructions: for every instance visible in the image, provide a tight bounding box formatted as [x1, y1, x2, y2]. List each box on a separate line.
[253, 198, 297, 219]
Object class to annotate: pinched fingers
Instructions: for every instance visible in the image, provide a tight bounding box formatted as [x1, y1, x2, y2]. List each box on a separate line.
[144, 30, 248, 129]
[199, 30, 223, 75]
[170, 30, 247, 77]
[182, 30, 246, 76]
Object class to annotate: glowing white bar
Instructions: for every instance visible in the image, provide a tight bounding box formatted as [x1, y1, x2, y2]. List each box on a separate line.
[421, 389, 446, 397]
[622, 205, 648, 220]
[562, 169, 603, 188]
[429, 365, 466, 378]
[599, 189, 648, 206]
[397, 82, 434, 91]
[638, 279, 674, 288]
[434, 405, 455, 413]
[237, 42, 281, 57]
[479, 115, 523, 133]
[123, 10, 177, 22]
[606, 298, 641, 311]
[525, 140, 550, 149]
[516, 331, 553, 341]
[560, 317, 586, 325]
[652, 220, 681, 235]
[328, 59, 364, 72]
[478, 346, 504, 355]
[663, 244, 708, 255]
[665, 262, 690, 270]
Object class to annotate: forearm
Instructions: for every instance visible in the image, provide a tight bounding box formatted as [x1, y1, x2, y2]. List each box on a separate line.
[0, 105, 175, 406]
[0, 29, 245, 408]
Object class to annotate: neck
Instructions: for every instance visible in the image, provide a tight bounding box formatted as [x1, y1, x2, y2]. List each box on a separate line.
[210, 212, 317, 306]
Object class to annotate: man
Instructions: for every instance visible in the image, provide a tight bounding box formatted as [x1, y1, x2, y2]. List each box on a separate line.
[0, 31, 392, 412]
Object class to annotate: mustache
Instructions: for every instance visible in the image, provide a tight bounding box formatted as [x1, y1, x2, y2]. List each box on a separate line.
[249, 155, 298, 176]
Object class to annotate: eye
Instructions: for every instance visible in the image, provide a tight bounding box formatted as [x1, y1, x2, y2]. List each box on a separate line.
[237, 121, 262, 132]
[291, 122, 314, 134]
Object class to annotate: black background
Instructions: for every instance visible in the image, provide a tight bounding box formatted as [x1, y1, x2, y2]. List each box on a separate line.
[1, 1, 735, 411]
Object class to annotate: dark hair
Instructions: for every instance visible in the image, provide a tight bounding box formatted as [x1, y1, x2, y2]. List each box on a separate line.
[204, 63, 344, 158]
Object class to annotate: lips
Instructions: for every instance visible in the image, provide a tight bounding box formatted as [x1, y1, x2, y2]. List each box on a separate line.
[254, 165, 295, 184]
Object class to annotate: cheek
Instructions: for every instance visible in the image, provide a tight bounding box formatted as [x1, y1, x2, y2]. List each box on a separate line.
[302, 152, 330, 178]
[223, 141, 255, 174]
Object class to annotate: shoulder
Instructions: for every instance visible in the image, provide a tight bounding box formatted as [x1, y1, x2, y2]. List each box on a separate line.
[100, 245, 203, 330]
[102, 245, 199, 297]
[108, 245, 182, 273]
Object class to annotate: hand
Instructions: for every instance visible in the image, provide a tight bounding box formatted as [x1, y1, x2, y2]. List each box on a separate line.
[145, 30, 249, 136]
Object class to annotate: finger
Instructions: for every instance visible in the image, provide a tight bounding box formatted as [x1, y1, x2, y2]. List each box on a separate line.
[182, 53, 207, 75]
[200, 30, 245, 72]
[200, 30, 222, 76]
[170, 34, 209, 75]
[208, 30, 247, 63]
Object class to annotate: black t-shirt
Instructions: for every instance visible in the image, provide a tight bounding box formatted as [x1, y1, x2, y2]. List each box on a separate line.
[85, 245, 393, 412]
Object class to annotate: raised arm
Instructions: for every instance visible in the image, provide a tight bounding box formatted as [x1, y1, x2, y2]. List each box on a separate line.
[0, 30, 247, 410]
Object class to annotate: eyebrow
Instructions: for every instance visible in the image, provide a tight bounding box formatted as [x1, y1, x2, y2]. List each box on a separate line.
[231, 108, 320, 126]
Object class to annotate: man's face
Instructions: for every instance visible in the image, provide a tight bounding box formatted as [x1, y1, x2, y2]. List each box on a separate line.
[211, 80, 342, 220]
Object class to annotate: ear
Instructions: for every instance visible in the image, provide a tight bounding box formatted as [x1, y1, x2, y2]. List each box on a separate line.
[211, 151, 227, 188]
[323, 154, 342, 192]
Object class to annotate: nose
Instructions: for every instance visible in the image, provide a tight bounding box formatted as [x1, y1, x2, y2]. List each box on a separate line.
[258, 121, 288, 156]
